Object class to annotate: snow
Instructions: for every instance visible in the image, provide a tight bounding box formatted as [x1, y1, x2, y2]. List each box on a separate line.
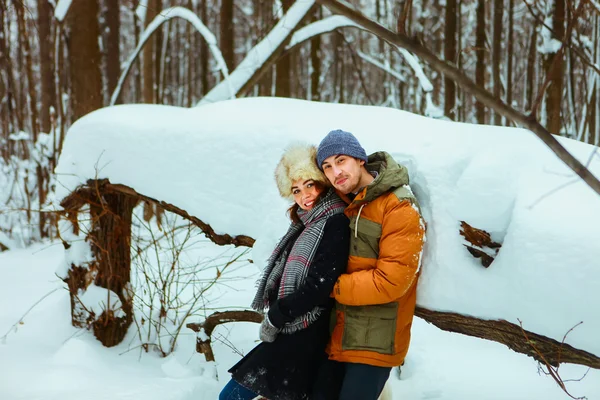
[1, 242, 598, 399]
[50, 97, 600, 360]
[78, 284, 126, 319]
[135, 0, 149, 24]
[54, 0, 71, 23]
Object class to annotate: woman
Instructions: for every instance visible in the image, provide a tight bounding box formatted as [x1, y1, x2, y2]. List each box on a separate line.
[219, 143, 350, 400]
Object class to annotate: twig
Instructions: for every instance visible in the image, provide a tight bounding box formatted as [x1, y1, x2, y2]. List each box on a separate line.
[518, 319, 588, 400]
[1, 287, 61, 343]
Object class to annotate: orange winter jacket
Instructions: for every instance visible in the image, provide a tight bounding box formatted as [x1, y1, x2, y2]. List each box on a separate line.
[326, 152, 426, 367]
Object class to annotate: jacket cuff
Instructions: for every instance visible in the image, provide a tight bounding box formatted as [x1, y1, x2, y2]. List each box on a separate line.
[267, 301, 286, 329]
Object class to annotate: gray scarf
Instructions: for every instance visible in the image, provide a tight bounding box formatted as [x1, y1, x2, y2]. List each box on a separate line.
[251, 189, 346, 334]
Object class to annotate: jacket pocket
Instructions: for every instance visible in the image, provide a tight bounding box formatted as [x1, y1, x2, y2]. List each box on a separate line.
[338, 302, 397, 355]
[349, 216, 381, 259]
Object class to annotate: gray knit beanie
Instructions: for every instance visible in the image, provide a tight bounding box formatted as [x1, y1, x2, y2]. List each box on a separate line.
[317, 129, 368, 169]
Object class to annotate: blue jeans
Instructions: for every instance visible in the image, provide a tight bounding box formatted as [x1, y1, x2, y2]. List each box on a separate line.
[312, 360, 391, 400]
[219, 379, 258, 400]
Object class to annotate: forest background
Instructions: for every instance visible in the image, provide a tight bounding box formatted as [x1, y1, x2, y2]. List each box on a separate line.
[0, 0, 599, 261]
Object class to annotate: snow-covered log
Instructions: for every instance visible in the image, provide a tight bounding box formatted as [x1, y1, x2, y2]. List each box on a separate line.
[53, 98, 600, 366]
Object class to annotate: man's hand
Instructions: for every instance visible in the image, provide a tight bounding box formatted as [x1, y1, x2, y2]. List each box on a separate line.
[259, 315, 280, 342]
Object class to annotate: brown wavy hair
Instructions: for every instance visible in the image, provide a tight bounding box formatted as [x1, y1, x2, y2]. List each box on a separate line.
[287, 181, 328, 224]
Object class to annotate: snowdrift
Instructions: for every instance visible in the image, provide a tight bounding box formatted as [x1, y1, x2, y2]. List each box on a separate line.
[53, 97, 600, 358]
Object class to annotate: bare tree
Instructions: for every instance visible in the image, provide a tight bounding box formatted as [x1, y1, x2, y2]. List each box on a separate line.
[105, 0, 121, 99]
[67, 0, 103, 121]
[444, 0, 457, 120]
[143, 0, 159, 103]
[220, 0, 235, 70]
[544, 0, 566, 134]
[275, 0, 294, 98]
[37, 0, 56, 134]
[492, 0, 503, 125]
[475, 0, 486, 124]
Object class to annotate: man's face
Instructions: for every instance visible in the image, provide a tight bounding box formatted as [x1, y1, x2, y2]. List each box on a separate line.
[321, 154, 365, 194]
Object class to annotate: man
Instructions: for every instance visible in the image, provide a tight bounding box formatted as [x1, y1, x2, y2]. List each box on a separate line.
[312, 129, 426, 400]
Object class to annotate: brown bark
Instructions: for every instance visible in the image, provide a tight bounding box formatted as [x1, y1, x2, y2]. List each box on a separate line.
[588, 83, 597, 145]
[133, 0, 142, 102]
[0, 4, 13, 159]
[105, 0, 121, 98]
[310, 6, 322, 101]
[444, 0, 457, 120]
[37, 0, 56, 134]
[275, 0, 294, 98]
[154, 13, 164, 104]
[475, 0, 486, 124]
[143, 0, 159, 104]
[200, 0, 209, 95]
[61, 185, 135, 347]
[526, 24, 537, 112]
[67, 0, 103, 121]
[61, 180, 256, 248]
[544, 0, 565, 134]
[506, 0, 513, 111]
[89, 192, 136, 347]
[457, 0, 464, 121]
[414, 308, 600, 369]
[16, 1, 49, 237]
[256, 0, 274, 96]
[55, 25, 67, 157]
[187, 0, 194, 106]
[588, 20, 599, 145]
[187, 310, 263, 361]
[15, 2, 39, 141]
[220, 0, 235, 70]
[492, 0, 503, 125]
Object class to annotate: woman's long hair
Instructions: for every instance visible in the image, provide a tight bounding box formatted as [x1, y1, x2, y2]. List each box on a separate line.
[287, 181, 329, 224]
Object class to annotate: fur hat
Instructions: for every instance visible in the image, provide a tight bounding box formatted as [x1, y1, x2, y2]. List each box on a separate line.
[274, 143, 328, 200]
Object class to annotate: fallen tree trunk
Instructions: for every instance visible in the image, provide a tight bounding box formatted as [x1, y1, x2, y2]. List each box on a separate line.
[61, 180, 600, 369]
[414, 308, 600, 369]
[61, 179, 255, 248]
[187, 310, 263, 362]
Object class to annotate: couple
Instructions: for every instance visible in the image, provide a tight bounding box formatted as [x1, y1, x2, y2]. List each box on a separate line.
[220, 130, 426, 400]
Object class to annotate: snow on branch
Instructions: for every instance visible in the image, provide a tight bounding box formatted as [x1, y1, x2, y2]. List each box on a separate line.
[286, 15, 361, 48]
[110, 6, 230, 106]
[355, 50, 407, 83]
[197, 0, 316, 105]
[54, 0, 71, 22]
[135, 0, 149, 25]
[286, 16, 434, 93]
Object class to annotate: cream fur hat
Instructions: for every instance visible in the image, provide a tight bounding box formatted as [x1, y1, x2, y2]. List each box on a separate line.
[274, 143, 328, 200]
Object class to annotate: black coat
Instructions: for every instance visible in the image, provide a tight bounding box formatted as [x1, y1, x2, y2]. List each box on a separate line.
[229, 213, 350, 400]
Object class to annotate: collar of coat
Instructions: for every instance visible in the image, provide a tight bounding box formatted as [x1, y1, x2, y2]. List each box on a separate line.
[337, 151, 410, 209]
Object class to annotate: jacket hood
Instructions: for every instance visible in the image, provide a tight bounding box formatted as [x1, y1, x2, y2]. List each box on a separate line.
[357, 152, 409, 204]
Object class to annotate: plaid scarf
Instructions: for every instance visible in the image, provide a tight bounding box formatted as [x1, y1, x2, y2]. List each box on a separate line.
[251, 189, 347, 334]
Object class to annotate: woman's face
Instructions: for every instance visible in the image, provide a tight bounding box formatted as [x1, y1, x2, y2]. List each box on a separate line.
[292, 179, 322, 211]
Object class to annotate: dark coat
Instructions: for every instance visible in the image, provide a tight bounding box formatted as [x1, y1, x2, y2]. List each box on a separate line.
[229, 213, 350, 400]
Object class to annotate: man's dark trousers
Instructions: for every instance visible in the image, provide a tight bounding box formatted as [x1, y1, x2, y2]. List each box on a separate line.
[312, 359, 391, 400]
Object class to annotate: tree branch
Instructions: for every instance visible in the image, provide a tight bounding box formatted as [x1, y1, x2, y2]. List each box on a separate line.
[316, 0, 600, 198]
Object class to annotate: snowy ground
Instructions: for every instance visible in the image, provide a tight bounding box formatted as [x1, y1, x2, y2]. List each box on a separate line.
[1, 243, 598, 400]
